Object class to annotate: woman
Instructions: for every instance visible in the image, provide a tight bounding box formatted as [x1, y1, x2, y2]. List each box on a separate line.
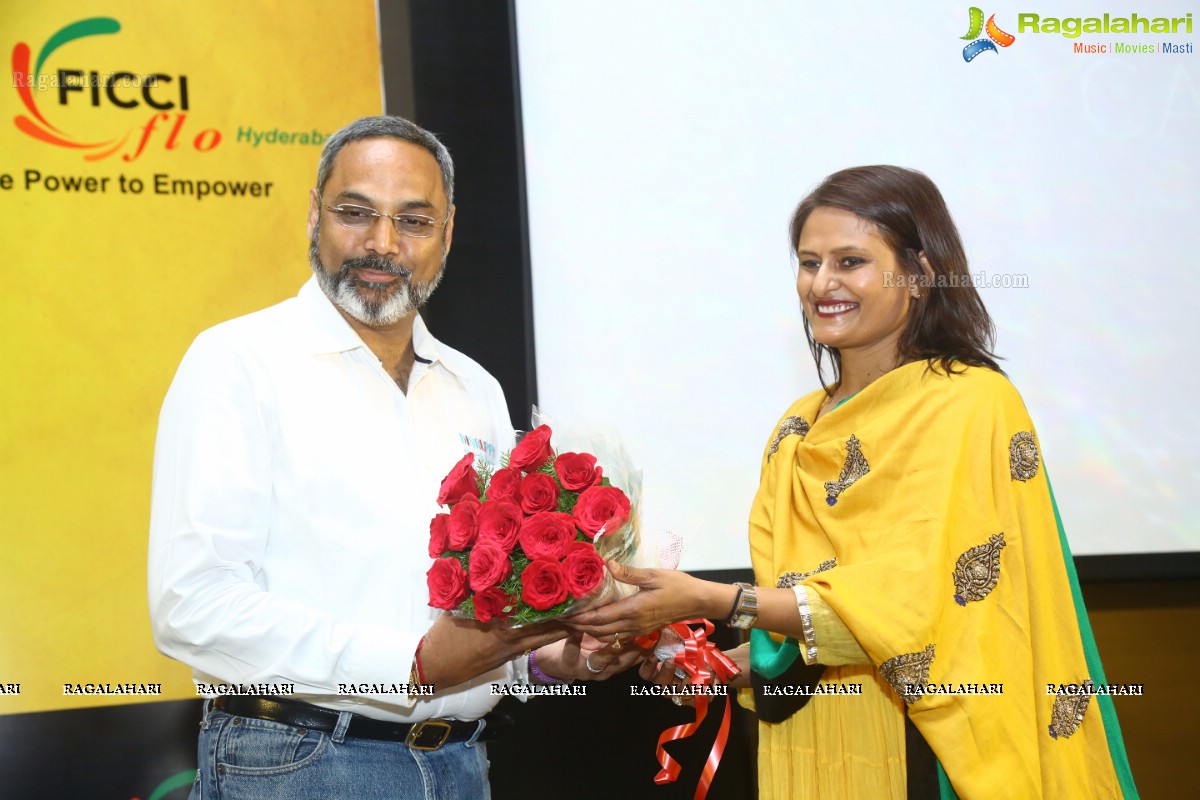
[570, 166, 1137, 798]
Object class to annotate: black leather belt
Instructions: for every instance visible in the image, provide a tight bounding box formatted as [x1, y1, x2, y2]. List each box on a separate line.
[212, 695, 509, 750]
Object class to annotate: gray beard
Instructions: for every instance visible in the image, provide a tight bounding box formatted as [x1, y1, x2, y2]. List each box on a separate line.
[308, 233, 445, 326]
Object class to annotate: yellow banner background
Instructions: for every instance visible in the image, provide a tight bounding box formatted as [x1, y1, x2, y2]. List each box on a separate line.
[0, 1, 383, 714]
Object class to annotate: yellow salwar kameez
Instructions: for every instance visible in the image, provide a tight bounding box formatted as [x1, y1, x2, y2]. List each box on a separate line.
[746, 361, 1137, 799]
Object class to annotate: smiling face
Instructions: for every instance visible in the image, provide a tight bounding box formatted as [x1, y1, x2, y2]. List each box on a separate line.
[795, 206, 916, 369]
[306, 137, 454, 328]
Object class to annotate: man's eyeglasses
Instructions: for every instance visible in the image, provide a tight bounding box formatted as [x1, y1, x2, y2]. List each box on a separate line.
[323, 203, 449, 239]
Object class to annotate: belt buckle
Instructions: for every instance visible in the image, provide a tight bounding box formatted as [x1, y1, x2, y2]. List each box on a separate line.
[405, 719, 453, 750]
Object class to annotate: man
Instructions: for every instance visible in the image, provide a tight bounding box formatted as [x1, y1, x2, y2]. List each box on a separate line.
[149, 116, 635, 799]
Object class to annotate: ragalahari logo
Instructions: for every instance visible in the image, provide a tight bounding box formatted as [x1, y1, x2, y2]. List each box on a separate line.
[11, 17, 220, 161]
[961, 7, 1016, 61]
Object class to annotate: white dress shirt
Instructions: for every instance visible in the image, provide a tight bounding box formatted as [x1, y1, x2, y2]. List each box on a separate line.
[148, 277, 523, 722]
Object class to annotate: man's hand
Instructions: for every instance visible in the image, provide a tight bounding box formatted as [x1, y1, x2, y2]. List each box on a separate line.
[533, 632, 645, 682]
[418, 614, 569, 689]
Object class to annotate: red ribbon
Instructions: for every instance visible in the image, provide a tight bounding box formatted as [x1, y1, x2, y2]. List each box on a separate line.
[636, 619, 740, 800]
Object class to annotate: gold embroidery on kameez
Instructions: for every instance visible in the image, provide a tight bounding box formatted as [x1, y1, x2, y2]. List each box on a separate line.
[1009, 431, 1040, 482]
[777, 558, 838, 589]
[766, 416, 811, 460]
[880, 644, 936, 704]
[953, 532, 1006, 606]
[1049, 679, 1093, 739]
[824, 434, 869, 506]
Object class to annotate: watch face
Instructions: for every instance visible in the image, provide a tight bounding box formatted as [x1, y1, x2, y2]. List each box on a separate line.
[735, 585, 759, 628]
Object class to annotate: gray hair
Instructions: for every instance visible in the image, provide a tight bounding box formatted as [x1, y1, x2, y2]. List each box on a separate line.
[315, 115, 455, 206]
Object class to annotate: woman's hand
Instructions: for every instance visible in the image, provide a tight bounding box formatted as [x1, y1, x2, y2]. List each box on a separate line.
[565, 561, 738, 639]
[640, 654, 696, 706]
[723, 644, 751, 689]
[638, 643, 751, 706]
[641, 644, 751, 690]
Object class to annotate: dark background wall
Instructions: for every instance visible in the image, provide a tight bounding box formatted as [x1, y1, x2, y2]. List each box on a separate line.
[390, 0, 537, 428]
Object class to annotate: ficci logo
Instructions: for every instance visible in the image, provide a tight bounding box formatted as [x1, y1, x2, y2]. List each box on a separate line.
[961, 7, 1016, 61]
[11, 16, 221, 161]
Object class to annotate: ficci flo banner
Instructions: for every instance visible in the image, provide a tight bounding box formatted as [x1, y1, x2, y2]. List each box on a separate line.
[0, 2, 382, 715]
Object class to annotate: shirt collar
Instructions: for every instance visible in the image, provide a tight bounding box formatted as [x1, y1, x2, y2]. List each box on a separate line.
[297, 276, 367, 355]
[296, 277, 465, 378]
[410, 314, 443, 369]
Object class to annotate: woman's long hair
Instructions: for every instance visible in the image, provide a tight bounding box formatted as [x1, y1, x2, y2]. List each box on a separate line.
[789, 165, 1002, 388]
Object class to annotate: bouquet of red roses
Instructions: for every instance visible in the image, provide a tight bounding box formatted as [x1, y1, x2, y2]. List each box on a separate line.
[426, 424, 638, 625]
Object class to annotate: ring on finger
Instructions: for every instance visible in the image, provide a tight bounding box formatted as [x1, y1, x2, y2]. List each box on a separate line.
[585, 653, 604, 674]
[611, 634, 623, 652]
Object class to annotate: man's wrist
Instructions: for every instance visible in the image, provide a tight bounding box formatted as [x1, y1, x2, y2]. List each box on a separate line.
[408, 635, 429, 700]
[412, 636, 427, 683]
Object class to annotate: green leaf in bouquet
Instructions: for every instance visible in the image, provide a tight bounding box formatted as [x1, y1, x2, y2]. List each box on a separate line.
[556, 489, 579, 515]
[498, 571, 523, 598]
[475, 459, 494, 496]
[508, 596, 574, 626]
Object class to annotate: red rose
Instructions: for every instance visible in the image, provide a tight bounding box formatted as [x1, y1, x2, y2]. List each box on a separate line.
[448, 497, 480, 550]
[509, 425, 554, 472]
[519, 472, 560, 514]
[562, 541, 606, 598]
[520, 557, 569, 610]
[487, 467, 522, 502]
[518, 511, 578, 560]
[437, 453, 479, 506]
[428, 513, 451, 558]
[473, 586, 514, 623]
[427, 557, 468, 610]
[476, 499, 523, 551]
[468, 541, 513, 592]
[572, 485, 631, 538]
[554, 452, 599, 491]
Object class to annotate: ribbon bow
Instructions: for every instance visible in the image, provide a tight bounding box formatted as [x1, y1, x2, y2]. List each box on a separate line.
[635, 619, 740, 800]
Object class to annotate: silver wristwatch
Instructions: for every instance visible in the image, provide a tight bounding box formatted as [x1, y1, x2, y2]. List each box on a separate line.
[726, 582, 759, 629]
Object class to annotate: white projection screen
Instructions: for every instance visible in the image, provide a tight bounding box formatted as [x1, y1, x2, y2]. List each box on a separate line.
[514, 1, 1199, 569]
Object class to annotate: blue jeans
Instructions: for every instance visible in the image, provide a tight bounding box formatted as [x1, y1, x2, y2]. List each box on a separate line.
[188, 704, 491, 800]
